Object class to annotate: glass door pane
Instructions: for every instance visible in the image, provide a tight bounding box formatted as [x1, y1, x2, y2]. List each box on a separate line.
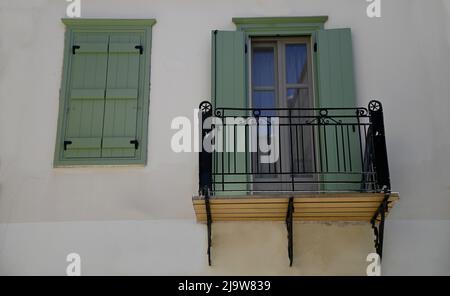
[251, 45, 279, 190]
[285, 44, 308, 85]
[252, 46, 276, 116]
[251, 39, 314, 192]
[283, 42, 316, 191]
[252, 47, 275, 87]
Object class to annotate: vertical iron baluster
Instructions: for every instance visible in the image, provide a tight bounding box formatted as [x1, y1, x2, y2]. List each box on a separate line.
[363, 124, 367, 173]
[341, 125, 346, 172]
[318, 122, 323, 173]
[273, 122, 276, 174]
[312, 124, 317, 173]
[278, 122, 283, 175]
[256, 116, 260, 174]
[227, 120, 230, 174]
[234, 123, 237, 174]
[356, 113, 365, 172]
[289, 109, 295, 191]
[295, 125, 300, 173]
[250, 120, 254, 176]
[213, 130, 216, 193]
[323, 124, 329, 172]
[347, 125, 352, 171]
[301, 125, 305, 173]
[335, 125, 340, 172]
[245, 122, 248, 175]
[268, 117, 272, 174]
[222, 113, 225, 191]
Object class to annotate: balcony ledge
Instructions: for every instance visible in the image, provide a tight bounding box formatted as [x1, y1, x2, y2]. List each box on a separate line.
[193, 192, 399, 223]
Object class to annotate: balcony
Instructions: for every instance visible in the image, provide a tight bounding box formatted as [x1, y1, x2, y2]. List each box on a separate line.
[193, 100, 399, 265]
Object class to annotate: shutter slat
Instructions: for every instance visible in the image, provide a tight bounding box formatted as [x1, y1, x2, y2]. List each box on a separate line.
[102, 137, 135, 149]
[75, 42, 108, 54]
[65, 137, 102, 149]
[105, 88, 138, 100]
[70, 89, 105, 100]
[109, 43, 140, 54]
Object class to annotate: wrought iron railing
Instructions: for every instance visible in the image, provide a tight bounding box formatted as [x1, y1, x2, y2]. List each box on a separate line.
[198, 100, 390, 195]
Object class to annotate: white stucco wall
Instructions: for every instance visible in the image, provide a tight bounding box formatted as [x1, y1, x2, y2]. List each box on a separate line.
[0, 0, 449, 275]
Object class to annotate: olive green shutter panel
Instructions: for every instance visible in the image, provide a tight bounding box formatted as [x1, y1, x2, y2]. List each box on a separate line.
[315, 28, 360, 191]
[212, 31, 248, 193]
[63, 33, 109, 158]
[212, 30, 247, 109]
[102, 33, 143, 158]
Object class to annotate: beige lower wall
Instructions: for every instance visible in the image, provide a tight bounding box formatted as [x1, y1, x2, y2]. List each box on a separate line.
[0, 219, 448, 275]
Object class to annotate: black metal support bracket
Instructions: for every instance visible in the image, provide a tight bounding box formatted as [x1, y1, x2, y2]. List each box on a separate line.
[204, 188, 212, 266]
[371, 191, 390, 260]
[286, 197, 294, 267]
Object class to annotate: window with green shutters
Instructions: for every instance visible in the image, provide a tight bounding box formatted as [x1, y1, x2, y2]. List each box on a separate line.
[54, 19, 155, 166]
[211, 17, 359, 192]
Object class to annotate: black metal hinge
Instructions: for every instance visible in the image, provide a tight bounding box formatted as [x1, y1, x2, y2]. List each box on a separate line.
[245, 44, 248, 54]
[314, 43, 317, 52]
[135, 45, 143, 55]
[63, 140, 72, 150]
[72, 45, 80, 55]
[130, 140, 139, 150]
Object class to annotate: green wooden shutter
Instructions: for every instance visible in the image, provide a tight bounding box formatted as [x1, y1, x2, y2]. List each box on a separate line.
[101, 33, 143, 158]
[63, 33, 109, 158]
[315, 28, 360, 191]
[212, 30, 247, 109]
[212, 31, 248, 193]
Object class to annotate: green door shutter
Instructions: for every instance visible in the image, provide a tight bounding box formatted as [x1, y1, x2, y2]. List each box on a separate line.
[63, 33, 109, 158]
[212, 30, 247, 108]
[315, 28, 361, 191]
[212, 31, 248, 193]
[101, 33, 143, 158]
[316, 28, 356, 108]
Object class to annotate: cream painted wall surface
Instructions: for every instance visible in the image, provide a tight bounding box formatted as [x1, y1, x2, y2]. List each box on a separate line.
[0, 0, 449, 275]
[0, 220, 448, 275]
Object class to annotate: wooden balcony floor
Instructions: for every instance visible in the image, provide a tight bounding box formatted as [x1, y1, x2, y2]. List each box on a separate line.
[193, 192, 399, 223]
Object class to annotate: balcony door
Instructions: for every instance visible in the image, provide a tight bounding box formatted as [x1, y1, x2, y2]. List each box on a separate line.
[251, 37, 316, 193]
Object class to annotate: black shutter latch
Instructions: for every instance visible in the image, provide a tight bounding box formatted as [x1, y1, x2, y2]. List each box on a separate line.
[130, 140, 139, 150]
[135, 45, 143, 55]
[72, 45, 80, 54]
[63, 140, 73, 150]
